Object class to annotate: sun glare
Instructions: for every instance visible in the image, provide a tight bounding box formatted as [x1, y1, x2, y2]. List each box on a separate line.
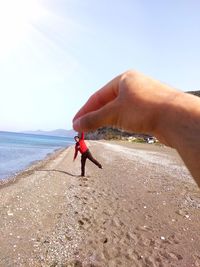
[0, 0, 46, 56]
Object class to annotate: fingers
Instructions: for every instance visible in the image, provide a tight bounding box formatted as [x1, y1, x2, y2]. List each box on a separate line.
[73, 75, 120, 123]
[73, 99, 120, 132]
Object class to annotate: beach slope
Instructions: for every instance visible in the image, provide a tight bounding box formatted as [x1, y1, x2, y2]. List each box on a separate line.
[0, 142, 200, 267]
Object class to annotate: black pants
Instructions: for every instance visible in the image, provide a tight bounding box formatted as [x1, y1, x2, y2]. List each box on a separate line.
[81, 149, 101, 176]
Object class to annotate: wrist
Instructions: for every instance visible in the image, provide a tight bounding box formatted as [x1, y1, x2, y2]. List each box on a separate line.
[157, 92, 200, 147]
[154, 90, 183, 146]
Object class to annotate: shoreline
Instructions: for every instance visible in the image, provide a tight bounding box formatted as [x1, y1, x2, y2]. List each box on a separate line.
[0, 141, 199, 266]
[0, 140, 191, 189]
[0, 141, 161, 182]
[0, 147, 69, 189]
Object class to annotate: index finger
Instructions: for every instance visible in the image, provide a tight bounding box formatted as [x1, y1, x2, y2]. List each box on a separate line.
[73, 75, 120, 123]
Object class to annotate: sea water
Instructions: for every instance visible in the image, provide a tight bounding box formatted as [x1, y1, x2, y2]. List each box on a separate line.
[0, 131, 74, 180]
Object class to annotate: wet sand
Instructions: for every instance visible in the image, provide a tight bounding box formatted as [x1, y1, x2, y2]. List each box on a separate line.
[0, 141, 200, 267]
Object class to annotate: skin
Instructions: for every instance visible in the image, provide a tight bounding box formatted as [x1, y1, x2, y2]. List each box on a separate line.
[74, 137, 79, 142]
[73, 137, 80, 161]
[73, 70, 200, 186]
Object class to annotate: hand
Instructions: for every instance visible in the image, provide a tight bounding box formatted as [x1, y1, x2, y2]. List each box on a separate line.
[73, 70, 200, 185]
[73, 70, 179, 145]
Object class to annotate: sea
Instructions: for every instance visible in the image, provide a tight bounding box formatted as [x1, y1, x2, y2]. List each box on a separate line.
[0, 131, 74, 181]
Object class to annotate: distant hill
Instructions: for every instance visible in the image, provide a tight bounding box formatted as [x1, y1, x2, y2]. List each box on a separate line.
[85, 127, 150, 140]
[187, 90, 200, 97]
[22, 129, 77, 138]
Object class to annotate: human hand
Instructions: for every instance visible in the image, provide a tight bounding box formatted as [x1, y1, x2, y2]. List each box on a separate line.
[73, 70, 179, 145]
[73, 70, 200, 185]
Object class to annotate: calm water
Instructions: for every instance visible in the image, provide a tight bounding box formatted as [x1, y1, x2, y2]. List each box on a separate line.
[0, 131, 74, 180]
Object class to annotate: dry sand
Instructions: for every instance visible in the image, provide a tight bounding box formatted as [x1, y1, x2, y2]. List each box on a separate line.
[0, 141, 200, 267]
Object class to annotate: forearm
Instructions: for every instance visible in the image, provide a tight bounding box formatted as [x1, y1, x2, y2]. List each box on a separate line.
[157, 92, 200, 186]
[80, 132, 84, 140]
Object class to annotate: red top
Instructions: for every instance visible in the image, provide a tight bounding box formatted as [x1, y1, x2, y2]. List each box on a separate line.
[74, 132, 88, 160]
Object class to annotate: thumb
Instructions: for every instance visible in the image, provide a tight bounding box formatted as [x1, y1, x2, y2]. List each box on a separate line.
[73, 100, 119, 132]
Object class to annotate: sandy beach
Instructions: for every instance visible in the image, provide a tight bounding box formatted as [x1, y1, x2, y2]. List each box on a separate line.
[0, 141, 200, 267]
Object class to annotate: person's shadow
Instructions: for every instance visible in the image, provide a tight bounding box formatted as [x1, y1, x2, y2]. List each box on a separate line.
[37, 169, 79, 177]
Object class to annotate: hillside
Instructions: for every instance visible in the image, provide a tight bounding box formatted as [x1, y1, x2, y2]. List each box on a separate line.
[85, 127, 129, 140]
[187, 90, 200, 97]
[85, 127, 150, 141]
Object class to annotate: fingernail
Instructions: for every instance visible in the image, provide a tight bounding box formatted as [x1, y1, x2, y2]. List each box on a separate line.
[73, 118, 81, 131]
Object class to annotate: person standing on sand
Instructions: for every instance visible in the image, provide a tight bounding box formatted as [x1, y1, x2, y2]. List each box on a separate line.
[73, 132, 102, 177]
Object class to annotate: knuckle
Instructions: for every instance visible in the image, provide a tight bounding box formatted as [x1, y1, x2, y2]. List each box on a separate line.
[121, 69, 137, 81]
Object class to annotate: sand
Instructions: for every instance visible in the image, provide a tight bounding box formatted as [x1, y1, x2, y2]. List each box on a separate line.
[0, 141, 200, 267]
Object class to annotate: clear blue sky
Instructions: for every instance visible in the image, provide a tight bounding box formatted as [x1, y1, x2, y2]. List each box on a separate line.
[0, 0, 200, 132]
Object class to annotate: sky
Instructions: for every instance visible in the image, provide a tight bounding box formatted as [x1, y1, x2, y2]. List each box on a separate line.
[0, 0, 200, 132]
